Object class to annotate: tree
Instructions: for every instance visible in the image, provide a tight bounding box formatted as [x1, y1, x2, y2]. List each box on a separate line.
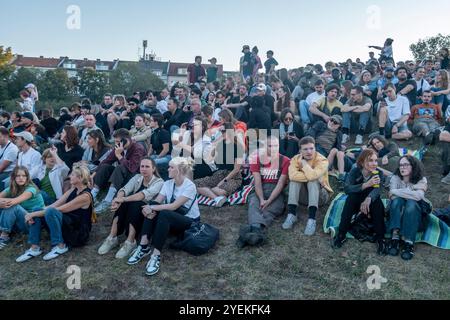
[109, 62, 165, 96]
[38, 69, 75, 101]
[77, 68, 110, 103]
[0, 46, 14, 102]
[410, 33, 450, 61]
[7, 67, 39, 99]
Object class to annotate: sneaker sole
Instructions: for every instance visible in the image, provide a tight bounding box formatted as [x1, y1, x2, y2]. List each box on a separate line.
[16, 253, 42, 263]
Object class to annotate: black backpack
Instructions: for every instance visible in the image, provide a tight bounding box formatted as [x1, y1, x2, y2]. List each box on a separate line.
[349, 213, 377, 243]
[170, 222, 220, 256]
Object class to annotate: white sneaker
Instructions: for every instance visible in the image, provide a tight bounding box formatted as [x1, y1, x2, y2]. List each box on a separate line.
[98, 236, 119, 255]
[146, 255, 161, 276]
[16, 248, 42, 263]
[95, 200, 111, 215]
[342, 134, 349, 144]
[355, 135, 364, 145]
[43, 245, 69, 261]
[214, 196, 228, 208]
[304, 219, 317, 236]
[282, 214, 298, 230]
[127, 245, 152, 265]
[115, 240, 137, 259]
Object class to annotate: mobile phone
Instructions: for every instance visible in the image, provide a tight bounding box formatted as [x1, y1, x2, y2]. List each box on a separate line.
[288, 132, 295, 136]
[186, 105, 191, 111]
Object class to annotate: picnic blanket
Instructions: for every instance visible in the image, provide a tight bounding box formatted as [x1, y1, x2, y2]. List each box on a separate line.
[197, 167, 254, 207]
[323, 193, 450, 250]
[346, 147, 427, 161]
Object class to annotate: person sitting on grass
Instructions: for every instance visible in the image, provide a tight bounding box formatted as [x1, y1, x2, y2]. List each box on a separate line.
[378, 83, 413, 141]
[97, 158, 164, 259]
[196, 123, 244, 208]
[283, 137, 333, 235]
[80, 129, 112, 174]
[331, 149, 387, 255]
[91, 129, 145, 213]
[366, 134, 400, 176]
[0, 166, 45, 249]
[127, 157, 200, 277]
[16, 165, 94, 262]
[387, 156, 429, 261]
[35, 146, 70, 205]
[244, 136, 290, 241]
[441, 119, 450, 185]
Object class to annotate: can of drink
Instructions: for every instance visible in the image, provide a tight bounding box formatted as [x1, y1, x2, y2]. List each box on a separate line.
[372, 170, 380, 188]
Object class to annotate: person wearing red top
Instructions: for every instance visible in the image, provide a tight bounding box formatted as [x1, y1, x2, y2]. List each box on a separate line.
[410, 90, 443, 144]
[247, 136, 290, 231]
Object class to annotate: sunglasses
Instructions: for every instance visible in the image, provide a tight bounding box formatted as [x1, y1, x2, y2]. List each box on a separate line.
[284, 117, 293, 122]
[330, 119, 340, 125]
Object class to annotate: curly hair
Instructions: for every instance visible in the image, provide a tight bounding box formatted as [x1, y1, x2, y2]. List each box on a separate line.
[394, 155, 424, 185]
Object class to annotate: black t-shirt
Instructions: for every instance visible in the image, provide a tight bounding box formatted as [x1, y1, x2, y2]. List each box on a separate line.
[215, 141, 244, 172]
[264, 58, 278, 74]
[442, 57, 449, 70]
[150, 128, 172, 155]
[57, 143, 84, 171]
[242, 52, 254, 75]
[445, 123, 450, 133]
[40, 118, 59, 137]
[396, 80, 417, 107]
[163, 108, 183, 130]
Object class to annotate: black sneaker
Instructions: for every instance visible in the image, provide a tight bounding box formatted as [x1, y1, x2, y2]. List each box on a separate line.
[377, 239, 387, 256]
[401, 243, 415, 261]
[331, 233, 347, 249]
[387, 239, 400, 256]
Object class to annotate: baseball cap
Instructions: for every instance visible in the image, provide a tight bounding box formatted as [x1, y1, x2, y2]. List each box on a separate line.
[22, 112, 34, 121]
[256, 83, 267, 92]
[242, 45, 250, 53]
[25, 83, 35, 89]
[330, 115, 343, 125]
[14, 131, 34, 143]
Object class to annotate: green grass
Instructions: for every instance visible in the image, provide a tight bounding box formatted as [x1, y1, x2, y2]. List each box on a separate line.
[0, 138, 449, 300]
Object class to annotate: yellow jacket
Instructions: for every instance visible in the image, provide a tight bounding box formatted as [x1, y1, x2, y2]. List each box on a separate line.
[289, 153, 333, 193]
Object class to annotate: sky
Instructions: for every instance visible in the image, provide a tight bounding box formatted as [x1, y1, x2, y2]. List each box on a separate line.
[2, 0, 450, 71]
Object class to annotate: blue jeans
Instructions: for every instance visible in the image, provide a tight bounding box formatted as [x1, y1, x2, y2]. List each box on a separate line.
[299, 100, 313, 124]
[41, 191, 56, 206]
[28, 208, 65, 247]
[342, 111, 370, 133]
[0, 205, 36, 234]
[151, 154, 172, 166]
[388, 198, 422, 243]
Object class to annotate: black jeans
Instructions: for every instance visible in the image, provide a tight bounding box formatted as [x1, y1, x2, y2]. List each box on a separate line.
[442, 141, 450, 176]
[338, 190, 386, 240]
[141, 210, 194, 251]
[114, 201, 146, 238]
[94, 164, 133, 190]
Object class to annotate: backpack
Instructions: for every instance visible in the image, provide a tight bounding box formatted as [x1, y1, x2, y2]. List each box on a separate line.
[170, 222, 220, 256]
[348, 212, 377, 243]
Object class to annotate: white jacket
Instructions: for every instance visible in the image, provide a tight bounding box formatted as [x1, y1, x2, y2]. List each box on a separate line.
[36, 162, 70, 199]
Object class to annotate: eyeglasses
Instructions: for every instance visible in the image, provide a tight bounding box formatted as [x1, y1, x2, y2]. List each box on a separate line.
[129, 103, 136, 106]
[399, 163, 411, 168]
[330, 119, 340, 125]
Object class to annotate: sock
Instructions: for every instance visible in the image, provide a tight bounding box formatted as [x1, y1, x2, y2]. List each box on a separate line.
[379, 127, 385, 136]
[104, 187, 117, 203]
[288, 205, 298, 216]
[358, 128, 365, 136]
[343, 128, 349, 135]
[91, 188, 99, 200]
[392, 230, 400, 240]
[308, 207, 318, 220]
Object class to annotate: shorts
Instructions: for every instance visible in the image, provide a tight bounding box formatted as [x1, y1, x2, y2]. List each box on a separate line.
[385, 118, 409, 138]
[195, 170, 242, 196]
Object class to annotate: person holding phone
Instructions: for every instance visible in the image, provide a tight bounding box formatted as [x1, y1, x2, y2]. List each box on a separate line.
[80, 130, 112, 173]
[278, 109, 304, 159]
[90, 129, 146, 214]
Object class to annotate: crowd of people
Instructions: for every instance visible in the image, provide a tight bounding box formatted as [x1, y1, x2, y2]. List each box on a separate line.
[0, 39, 449, 276]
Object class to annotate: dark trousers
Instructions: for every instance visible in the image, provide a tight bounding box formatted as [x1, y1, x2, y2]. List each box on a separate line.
[338, 191, 386, 240]
[442, 141, 450, 175]
[114, 201, 146, 238]
[94, 164, 133, 190]
[141, 210, 194, 251]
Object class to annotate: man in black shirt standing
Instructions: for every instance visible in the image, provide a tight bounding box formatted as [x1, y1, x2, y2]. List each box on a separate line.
[264, 50, 278, 76]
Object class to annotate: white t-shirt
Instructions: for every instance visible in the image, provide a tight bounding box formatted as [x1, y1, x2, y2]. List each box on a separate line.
[0, 142, 19, 173]
[415, 78, 431, 93]
[159, 178, 200, 220]
[18, 147, 42, 179]
[306, 92, 325, 106]
[385, 95, 411, 122]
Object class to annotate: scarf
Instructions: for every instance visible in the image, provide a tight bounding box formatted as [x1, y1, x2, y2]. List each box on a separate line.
[279, 122, 294, 140]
